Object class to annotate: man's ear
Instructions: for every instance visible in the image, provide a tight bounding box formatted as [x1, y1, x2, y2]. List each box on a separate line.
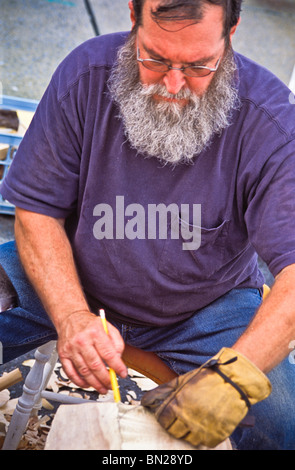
[229, 16, 241, 42]
[128, 1, 136, 29]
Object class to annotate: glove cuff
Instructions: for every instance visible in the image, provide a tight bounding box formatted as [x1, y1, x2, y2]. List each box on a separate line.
[206, 348, 272, 405]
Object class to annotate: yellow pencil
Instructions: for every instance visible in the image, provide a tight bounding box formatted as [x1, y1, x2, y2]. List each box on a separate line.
[99, 309, 121, 403]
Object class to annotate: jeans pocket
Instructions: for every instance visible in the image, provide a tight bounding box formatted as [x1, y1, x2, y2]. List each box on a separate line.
[158, 219, 230, 284]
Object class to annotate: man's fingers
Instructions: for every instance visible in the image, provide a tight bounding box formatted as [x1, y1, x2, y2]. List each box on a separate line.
[63, 353, 109, 394]
[61, 357, 91, 390]
[78, 344, 113, 389]
[88, 317, 127, 378]
[100, 320, 128, 378]
[93, 336, 127, 379]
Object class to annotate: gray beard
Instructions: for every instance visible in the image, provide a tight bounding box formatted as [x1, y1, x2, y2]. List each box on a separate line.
[108, 34, 240, 166]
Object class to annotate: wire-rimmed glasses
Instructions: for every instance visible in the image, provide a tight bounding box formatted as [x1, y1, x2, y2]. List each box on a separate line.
[137, 47, 221, 78]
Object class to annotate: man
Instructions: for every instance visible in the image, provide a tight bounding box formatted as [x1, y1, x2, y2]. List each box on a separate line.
[0, 0, 295, 449]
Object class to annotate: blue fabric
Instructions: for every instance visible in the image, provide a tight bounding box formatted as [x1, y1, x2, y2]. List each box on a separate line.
[1, 240, 295, 450]
[0, 241, 57, 360]
[1, 33, 295, 327]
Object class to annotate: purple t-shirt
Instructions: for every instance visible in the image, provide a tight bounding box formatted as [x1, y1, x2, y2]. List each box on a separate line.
[1, 32, 295, 326]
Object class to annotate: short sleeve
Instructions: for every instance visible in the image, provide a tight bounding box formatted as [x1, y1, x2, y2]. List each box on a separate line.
[0, 77, 82, 218]
[245, 138, 295, 277]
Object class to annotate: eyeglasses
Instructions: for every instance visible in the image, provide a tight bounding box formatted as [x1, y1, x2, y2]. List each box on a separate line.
[137, 47, 221, 78]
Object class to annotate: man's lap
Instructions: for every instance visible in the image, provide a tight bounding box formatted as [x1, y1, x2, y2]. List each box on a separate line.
[113, 287, 263, 375]
[0, 241, 263, 367]
[1, 240, 295, 449]
[112, 287, 295, 449]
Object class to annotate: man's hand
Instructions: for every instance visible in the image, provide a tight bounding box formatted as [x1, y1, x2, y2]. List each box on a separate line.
[57, 310, 127, 393]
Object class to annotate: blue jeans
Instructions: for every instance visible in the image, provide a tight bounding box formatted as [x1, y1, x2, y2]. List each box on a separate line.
[0, 240, 295, 450]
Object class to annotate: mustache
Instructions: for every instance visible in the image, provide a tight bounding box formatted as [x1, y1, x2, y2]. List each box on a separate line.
[141, 83, 196, 101]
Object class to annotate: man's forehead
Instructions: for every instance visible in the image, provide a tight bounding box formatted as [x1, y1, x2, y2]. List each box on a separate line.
[138, 1, 225, 60]
[142, 0, 199, 12]
[140, 0, 224, 33]
[141, 0, 206, 26]
[143, 0, 164, 11]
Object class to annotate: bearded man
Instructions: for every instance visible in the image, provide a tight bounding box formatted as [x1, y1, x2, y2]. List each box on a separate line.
[1, 0, 295, 450]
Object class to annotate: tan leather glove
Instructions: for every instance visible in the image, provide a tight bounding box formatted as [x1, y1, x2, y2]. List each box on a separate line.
[141, 348, 272, 448]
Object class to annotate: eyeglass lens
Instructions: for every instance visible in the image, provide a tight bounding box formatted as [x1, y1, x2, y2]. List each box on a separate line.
[141, 60, 213, 77]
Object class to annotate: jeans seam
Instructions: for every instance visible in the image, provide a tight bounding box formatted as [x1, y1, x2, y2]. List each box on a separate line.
[6, 331, 57, 349]
[121, 324, 132, 341]
[156, 352, 178, 374]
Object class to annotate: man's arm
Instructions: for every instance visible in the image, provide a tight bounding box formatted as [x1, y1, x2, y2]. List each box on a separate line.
[233, 263, 295, 373]
[14, 207, 127, 392]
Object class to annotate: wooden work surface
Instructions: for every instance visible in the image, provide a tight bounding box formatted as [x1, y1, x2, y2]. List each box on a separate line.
[45, 402, 232, 451]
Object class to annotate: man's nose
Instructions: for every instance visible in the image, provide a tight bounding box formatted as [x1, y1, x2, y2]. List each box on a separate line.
[163, 69, 186, 95]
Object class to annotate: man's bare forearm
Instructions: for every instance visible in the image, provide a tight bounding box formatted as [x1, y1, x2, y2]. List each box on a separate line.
[233, 263, 295, 373]
[14, 207, 127, 392]
[14, 207, 90, 331]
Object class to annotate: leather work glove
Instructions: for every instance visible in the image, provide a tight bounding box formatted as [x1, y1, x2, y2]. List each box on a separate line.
[141, 348, 272, 448]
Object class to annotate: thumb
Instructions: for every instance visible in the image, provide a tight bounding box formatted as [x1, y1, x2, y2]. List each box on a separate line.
[141, 377, 179, 409]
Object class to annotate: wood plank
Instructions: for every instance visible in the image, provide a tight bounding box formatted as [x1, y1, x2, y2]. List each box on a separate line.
[45, 403, 232, 450]
[0, 369, 23, 392]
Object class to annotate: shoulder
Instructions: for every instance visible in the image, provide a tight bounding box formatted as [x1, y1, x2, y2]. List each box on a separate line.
[51, 31, 130, 101]
[235, 52, 295, 140]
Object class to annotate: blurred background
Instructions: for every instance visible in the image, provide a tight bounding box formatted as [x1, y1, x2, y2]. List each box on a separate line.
[1, 0, 294, 101]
